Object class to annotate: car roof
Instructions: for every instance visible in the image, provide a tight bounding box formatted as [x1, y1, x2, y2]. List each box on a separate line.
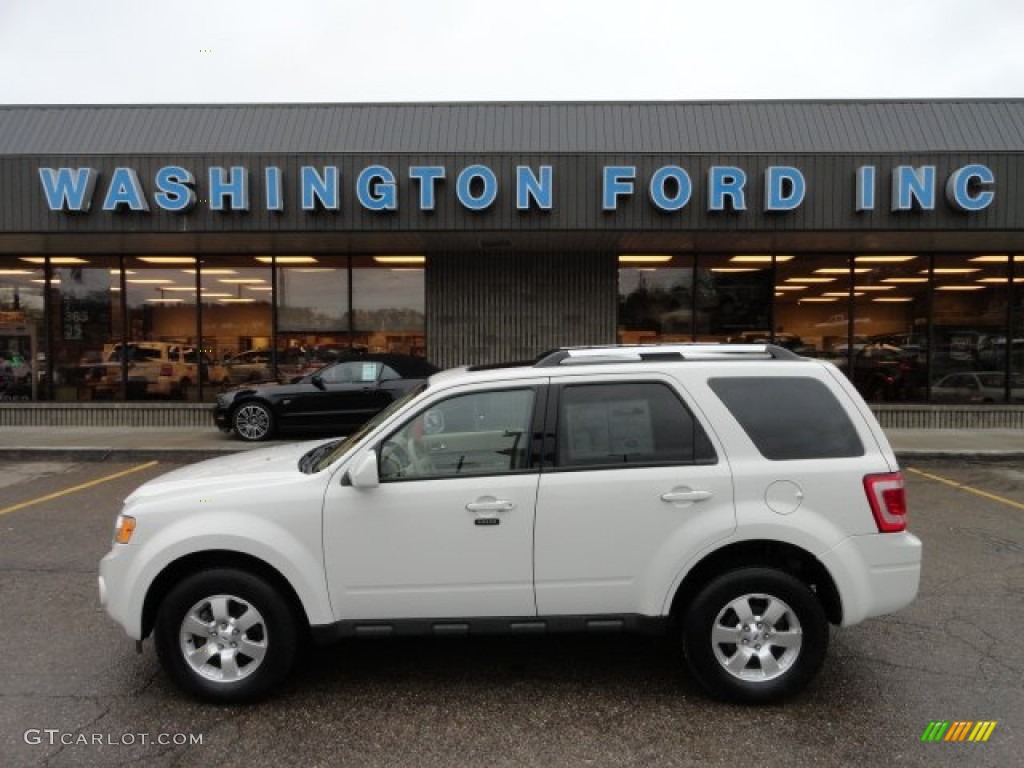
[328, 353, 439, 378]
[429, 344, 821, 389]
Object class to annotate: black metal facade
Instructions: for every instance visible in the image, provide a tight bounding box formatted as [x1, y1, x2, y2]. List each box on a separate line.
[426, 252, 616, 368]
[1, 101, 1023, 370]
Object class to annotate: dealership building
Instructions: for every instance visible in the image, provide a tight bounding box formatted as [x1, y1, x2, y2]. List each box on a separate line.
[0, 100, 1022, 408]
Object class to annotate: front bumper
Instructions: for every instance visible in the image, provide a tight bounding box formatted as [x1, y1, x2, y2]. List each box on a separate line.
[819, 531, 922, 627]
[212, 404, 232, 431]
[99, 544, 144, 640]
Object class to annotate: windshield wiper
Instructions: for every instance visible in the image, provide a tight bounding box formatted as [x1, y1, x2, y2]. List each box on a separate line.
[298, 439, 343, 474]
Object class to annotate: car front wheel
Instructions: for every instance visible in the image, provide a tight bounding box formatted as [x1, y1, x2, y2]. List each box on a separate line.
[681, 567, 828, 703]
[154, 569, 297, 703]
[233, 401, 274, 441]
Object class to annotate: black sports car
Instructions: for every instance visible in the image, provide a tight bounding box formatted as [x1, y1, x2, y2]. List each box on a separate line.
[214, 354, 439, 441]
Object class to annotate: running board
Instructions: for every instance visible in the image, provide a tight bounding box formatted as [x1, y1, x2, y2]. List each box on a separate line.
[310, 614, 667, 644]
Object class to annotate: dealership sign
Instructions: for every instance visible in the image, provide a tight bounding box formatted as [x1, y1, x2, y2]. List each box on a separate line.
[37, 162, 996, 215]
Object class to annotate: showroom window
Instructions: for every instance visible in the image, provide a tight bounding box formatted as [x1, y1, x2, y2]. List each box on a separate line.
[120, 256, 199, 401]
[773, 254, 853, 359]
[197, 256, 272, 393]
[695, 254, 773, 342]
[617, 254, 696, 343]
[50, 255, 121, 401]
[931, 254, 1016, 403]
[351, 254, 425, 356]
[848, 255, 930, 402]
[0, 260, 46, 401]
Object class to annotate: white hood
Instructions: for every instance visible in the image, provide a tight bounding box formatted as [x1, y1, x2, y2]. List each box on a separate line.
[124, 439, 334, 503]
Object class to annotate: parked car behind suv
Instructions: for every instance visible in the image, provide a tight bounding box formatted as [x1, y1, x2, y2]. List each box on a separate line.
[832, 343, 925, 401]
[100, 344, 921, 704]
[86, 342, 228, 399]
[214, 353, 438, 441]
[932, 371, 1024, 403]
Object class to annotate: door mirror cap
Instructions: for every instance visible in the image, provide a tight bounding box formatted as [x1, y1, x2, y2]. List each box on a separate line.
[310, 373, 326, 390]
[347, 450, 379, 488]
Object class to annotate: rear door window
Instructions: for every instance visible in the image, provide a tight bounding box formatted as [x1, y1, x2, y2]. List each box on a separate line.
[555, 382, 716, 469]
[709, 376, 864, 460]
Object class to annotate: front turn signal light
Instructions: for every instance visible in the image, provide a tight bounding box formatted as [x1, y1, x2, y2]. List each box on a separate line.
[114, 515, 137, 544]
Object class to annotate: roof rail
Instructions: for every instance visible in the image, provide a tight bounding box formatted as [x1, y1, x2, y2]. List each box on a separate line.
[534, 343, 802, 367]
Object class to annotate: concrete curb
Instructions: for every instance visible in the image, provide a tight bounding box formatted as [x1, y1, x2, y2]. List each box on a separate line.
[892, 450, 1024, 462]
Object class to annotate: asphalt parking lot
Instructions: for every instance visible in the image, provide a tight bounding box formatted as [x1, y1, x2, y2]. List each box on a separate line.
[0, 458, 1020, 767]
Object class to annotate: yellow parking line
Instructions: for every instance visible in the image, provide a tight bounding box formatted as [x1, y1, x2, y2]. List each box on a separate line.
[0, 461, 159, 517]
[908, 467, 1024, 511]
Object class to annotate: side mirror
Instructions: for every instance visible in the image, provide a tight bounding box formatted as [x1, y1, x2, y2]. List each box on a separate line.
[310, 373, 325, 390]
[347, 450, 379, 488]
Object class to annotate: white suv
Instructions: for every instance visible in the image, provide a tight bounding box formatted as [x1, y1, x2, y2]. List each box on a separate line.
[99, 344, 921, 704]
[87, 342, 228, 398]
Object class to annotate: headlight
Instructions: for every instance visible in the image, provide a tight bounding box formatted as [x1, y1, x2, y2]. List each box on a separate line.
[113, 514, 136, 544]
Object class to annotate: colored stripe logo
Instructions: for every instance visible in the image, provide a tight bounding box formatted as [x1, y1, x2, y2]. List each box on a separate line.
[921, 721, 997, 742]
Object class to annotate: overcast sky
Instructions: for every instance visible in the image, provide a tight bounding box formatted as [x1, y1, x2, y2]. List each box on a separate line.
[1, 0, 1022, 103]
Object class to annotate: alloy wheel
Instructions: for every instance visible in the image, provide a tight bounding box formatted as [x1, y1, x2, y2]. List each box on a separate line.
[178, 594, 268, 683]
[709, 592, 803, 682]
[234, 403, 271, 440]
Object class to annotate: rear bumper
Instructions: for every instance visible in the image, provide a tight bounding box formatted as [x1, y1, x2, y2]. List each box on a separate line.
[819, 531, 922, 627]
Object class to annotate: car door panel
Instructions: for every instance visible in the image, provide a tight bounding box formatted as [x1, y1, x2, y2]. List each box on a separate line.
[534, 465, 734, 616]
[287, 362, 383, 428]
[322, 380, 546, 621]
[533, 377, 735, 617]
[324, 475, 540, 620]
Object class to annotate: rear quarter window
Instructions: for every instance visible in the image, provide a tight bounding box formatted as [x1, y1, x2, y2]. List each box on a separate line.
[708, 376, 864, 460]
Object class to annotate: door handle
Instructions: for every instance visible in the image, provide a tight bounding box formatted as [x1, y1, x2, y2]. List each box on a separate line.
[661, 488, 713, 503]
[465, 497, 516, 513]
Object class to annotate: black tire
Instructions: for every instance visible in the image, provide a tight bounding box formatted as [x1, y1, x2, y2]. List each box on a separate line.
[154, 568, 297, 703]
[232, 401, 275, 441]
[681, 567, 828, 704]
[177, 378, 191, 400]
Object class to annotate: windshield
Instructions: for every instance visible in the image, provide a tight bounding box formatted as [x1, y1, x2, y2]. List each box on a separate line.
[305, 381, 429, 473]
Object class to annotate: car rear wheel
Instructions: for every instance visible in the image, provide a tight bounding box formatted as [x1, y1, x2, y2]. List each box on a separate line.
[233, 401, 274, 441]
[154, 569, 297, 703]
[681, 568, 828, 703]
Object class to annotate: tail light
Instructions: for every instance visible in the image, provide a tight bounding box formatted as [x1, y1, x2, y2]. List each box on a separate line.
[863, 472, 908, 532]
[160, 364, 173, 377]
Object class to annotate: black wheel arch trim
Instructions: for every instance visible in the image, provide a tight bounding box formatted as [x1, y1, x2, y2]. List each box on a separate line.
[667, 540, 843, 627]
[141, 550, 310, 642]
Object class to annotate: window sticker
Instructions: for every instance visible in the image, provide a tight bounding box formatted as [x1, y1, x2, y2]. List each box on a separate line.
[565, 399, 654, 461]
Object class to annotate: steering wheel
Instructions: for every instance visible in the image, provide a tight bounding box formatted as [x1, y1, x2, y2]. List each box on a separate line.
[380, 440, 412, 479]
